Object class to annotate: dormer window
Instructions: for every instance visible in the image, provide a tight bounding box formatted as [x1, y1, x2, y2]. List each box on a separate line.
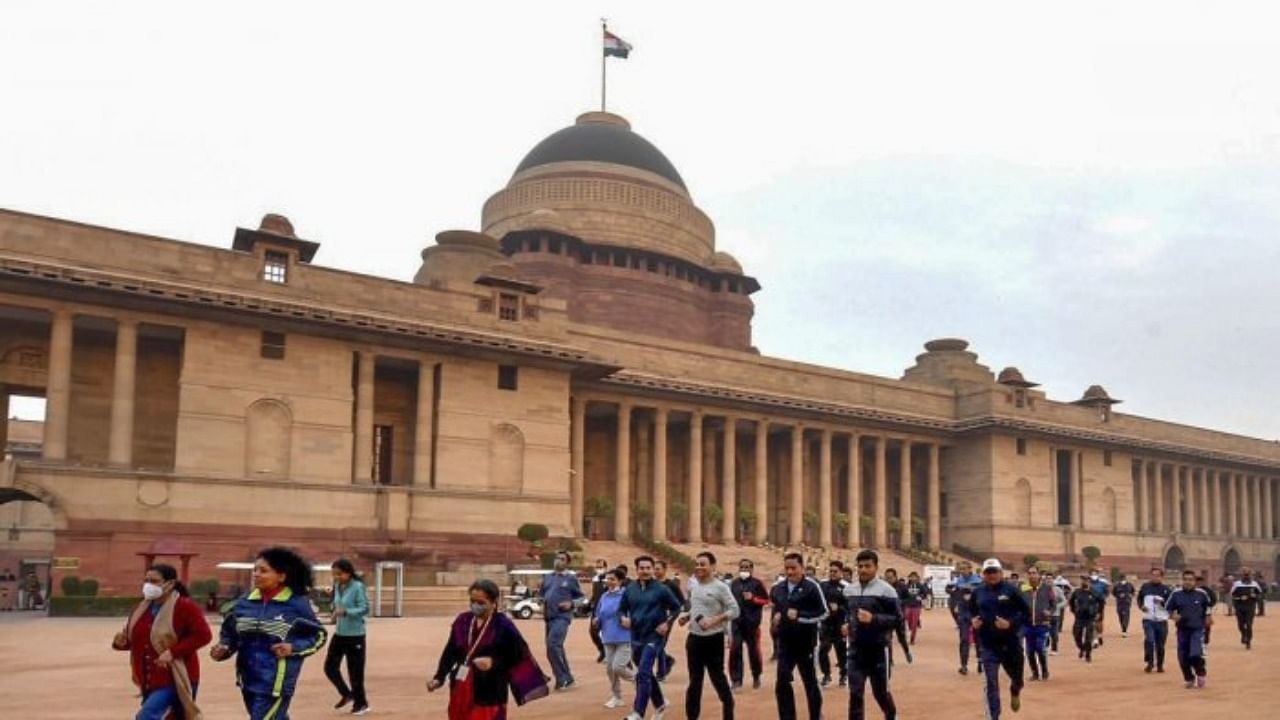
[263, 251, 289, 284]
[498, 293, 520, 321]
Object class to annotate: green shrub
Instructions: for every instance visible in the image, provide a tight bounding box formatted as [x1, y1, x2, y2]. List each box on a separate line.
[189, 578, 220, 597]
[517, 523, 550, 544]
[80, 578, 99, 597]
[1081, 546, 1102, 567]
[49, 596, 139, 617]
[60, 576, 82, 597]
[1023, 555, 1040, 570]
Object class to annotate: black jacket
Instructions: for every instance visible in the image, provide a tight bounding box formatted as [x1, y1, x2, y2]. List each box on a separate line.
[843, 578, 902, 647]
[819, 579, 847, 629]
[770, 577, 829, 647]
[730, 576, 770, 628]
[1112, 581, 1135, 606]
[1069, 587, 1101, 621]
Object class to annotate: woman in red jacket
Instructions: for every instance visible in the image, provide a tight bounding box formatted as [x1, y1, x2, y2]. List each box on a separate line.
[113, 563, 213, 719]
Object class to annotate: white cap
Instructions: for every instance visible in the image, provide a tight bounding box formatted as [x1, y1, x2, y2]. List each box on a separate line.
[981, 558, 1003, 573]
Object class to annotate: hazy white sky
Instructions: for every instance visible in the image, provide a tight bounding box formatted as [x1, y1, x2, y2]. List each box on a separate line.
[3, 2, 1278, 439]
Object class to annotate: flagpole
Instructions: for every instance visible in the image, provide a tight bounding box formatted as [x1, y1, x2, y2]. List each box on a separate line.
[600, 19, 607, 112]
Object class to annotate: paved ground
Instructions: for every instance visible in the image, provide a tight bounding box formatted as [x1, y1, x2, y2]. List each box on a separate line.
[1, 605, 1276, 718]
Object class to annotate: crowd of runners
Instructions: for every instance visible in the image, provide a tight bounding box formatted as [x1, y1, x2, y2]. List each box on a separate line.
[108, 544, 1271, 719]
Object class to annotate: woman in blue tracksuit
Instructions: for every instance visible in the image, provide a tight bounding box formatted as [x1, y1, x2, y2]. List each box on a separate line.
[211, 547, 328, 720]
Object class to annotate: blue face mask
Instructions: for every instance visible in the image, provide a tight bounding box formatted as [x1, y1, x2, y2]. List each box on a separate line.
[470, 602, 488, 617]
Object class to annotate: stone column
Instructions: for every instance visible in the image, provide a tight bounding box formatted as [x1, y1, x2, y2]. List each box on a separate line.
[107, 318, 138, 467]
[789, 424, 804, 545]
[1227, 473, 1237, 536]
[1264, 477, 1274, 540]
[899, 440, 913, 547]
[42, 309, 73, 461]
[847, 433, 862, 547]
[818, 428, 833, 547]
[874, 436, 888, 547]
[1171, 465, 1183, 534]
[635, 418, 651, 518]
[0, 389, 9, 456]
[1214, 470, 1224, 536]
[928, 443, 941, 549]
[570, 396, 586, 536]
[754, 419, 769, 544]
[1252, 475, 1264, 539]
[412, 360, 435, 486]
[688, 410, 704, 543]
[652, 407, 669, 542]
[615, 401, 633, 542]
[1153, 462, 1166, 532]
[1198, 469, 1210, 535]
[703, 422, 718, 510]
[1137, 460, 1149, 532]
[722, 416, 738, 544]
[353, 351, 375, 483]
[1069, 453, 1082, 528]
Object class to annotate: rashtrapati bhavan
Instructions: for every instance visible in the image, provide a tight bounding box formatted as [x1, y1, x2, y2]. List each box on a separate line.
[2, 110, 1278, 595]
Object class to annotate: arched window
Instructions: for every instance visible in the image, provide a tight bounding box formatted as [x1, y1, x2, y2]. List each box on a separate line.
[490, 423, 525, 491]
[1223, 547, 1242, 575]
[1013, 478, 1032, 526]
[246, 399, 291, 477]
[1164, 545, 1186, 572]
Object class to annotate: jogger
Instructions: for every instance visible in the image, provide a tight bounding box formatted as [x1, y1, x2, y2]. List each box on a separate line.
[1166, 570, 1212, 689]
[968, 559, 1030, 720]
[844, 550, 900, 720]
[680, 552, 738, 720]
[1230, 569, 1263, 650]
[770, 552, 828, 720]
[1138, 568, 1172, 673]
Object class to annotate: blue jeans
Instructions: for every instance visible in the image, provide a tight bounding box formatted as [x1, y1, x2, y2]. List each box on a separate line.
[979, 642, 1024, 720]
[137, 684, 197, 720]
[1142, 619, 1168, 668]
[632, 640, 667, 715]
[544, 615, 573, 686]
[243, 691, 292, 720]
[1024, 624, 1049, 677]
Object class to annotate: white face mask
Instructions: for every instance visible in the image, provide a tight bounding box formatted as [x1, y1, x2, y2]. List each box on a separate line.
[739, 571, 751, 580]
[142, 582, 164, 601]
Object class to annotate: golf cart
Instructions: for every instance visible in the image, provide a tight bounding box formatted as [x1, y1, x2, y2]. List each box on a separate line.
[504, 569, 590, 620]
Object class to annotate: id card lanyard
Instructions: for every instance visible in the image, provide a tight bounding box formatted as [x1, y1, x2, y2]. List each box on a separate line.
[456, 613, 494, 681]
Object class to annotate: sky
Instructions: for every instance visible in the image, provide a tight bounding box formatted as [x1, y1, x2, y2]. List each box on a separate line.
[2, 2, 1278, 440]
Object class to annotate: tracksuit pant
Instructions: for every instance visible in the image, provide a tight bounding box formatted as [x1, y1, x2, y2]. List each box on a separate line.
[1236, 605, 1256, 646]
[544, 616, 573, 686]
[847, 643, 896, 720]
[1117, 602, 1132, 634]
[632, 640, 667, 716]
[1142, 619, 1168, 669]
[1175, 626, 1206, 681]
[685, 633, 734, 720]
[955, 622, 972, 669]
[1024, 624, 1050, 678]
[243, 691, 291, 720]
[818, 623, 847, 681]
[729, 622, 763, 684]
[904, 606, 922, 643]
[1049, 613, 1063, 652]
[603, 642, 634, 699]
[978, 641, 1024, 720]
[323, 634, 367, 708]
[775, 636, 822, 720]
[1073, 616, 1096, 659]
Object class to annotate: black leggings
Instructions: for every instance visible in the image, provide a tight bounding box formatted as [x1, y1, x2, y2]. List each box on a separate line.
[324, 634, 368, 706]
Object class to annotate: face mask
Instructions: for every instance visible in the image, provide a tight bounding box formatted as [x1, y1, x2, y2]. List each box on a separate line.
[470, 602, 488, 617]
[142, 582, 164, 601]
[739, 571, 750, 580]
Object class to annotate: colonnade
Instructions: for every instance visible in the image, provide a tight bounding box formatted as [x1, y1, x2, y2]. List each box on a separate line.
[1134, 460, 1278, 540]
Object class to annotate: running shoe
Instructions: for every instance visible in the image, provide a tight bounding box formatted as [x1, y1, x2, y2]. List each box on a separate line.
[604, 696, 624, 708]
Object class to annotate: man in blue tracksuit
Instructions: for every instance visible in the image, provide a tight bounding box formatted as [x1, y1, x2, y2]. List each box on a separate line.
[770, 552, 828, 720]
[539, 550, 584, 690]
[1166, 569, 1212, 689]
[947, 562, 981, 675]
[1230, 568, 1263, 650]
[1112, 574, 1136, 638]
[618, 554, 683, 720]
[968, 558, 1030, 719]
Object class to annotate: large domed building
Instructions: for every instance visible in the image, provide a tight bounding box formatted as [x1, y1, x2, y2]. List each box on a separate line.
[2, 108, 1278, 602]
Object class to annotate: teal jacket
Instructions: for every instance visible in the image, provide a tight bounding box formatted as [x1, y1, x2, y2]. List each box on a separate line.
[332, 579, 369, 636]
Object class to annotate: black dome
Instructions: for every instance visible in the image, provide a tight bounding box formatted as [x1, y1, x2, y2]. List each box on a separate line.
[513, 113, 686, 190]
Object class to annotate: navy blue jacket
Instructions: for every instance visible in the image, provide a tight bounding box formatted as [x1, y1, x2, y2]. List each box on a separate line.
[843, 578, 902, 648]
[770, 577, 829, 648]
[1167, 587, 1213, 630]
[618, 578, 682, 644]
[967, 580, 1029, 646]
[1112, 580, 1135, 606]
[1069, 587, 1101, 621]
[538, 570, 584, 620]
[218, 587, 327, 698]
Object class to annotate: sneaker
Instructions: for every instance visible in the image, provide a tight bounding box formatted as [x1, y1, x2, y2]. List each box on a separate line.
[1011, 693, 1021, 713]
[623, 713, 643, 720]
[1144, 662, 1153, 673]
[1041, 670, 1049, 681]
[1050, 649, 1058, 656]
[597, 653, 606, 664]
[1157, 666, 1165, 673]
[1196, 675, 1206, 689]
[1029, 673, 1041, 682]
[558, 679, 575, 691]
[752, 676, 762, 690]
[905, 651, 914, 665]
[821, 675, 831, 688]
[654, 701, 668, 719]
[1085, 655, 1092, 663]
[604, 696, 624, 709]
[335, 696, 352, 710]
[351, 706, 370, 717]
[839, 675, 848, 687]
[958, 666, 968, 676]
[1122, 631, 1129, 638]
[1185, 681, 1195, 689]
[731, 681, 742, 692]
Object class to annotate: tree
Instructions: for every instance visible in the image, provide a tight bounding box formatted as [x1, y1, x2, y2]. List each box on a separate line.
[631, 503, 653, 539]
[703, 503, 724, 540]
[584, 496, 614, 539]
[911, 516, 926, 548]
[803, 510, 819, 545]
[1081, 545, 1102, 568]
[517, 523, 550, 545]
[737, 506, 757, 542]
[1023, 554, 1040, 571]
[834, 513, 851, 546]
[671, 501, 689, 542]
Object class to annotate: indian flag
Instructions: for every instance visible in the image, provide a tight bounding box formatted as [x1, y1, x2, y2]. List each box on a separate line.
[603, 29, 632, 58]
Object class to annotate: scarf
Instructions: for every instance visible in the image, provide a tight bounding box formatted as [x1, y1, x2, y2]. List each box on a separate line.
[125, 594, 202, 719]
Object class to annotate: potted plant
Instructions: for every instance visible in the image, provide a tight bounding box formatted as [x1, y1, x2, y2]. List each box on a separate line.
[670, 501, 689, 542]
[887, 516, 903, 548]
[911, 516, 926, 548]
[632, 503, 653, 540]
[803, 510, 819, 545]
[737, 506, 757, 542]
[703, 503, 724, 541]
[834, 513, 850, 547]
[517, 523, 550, 557]
[584, 496, 614, 540]
[859, 514, 875, 547]
[1081, 545, 1102, 569]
